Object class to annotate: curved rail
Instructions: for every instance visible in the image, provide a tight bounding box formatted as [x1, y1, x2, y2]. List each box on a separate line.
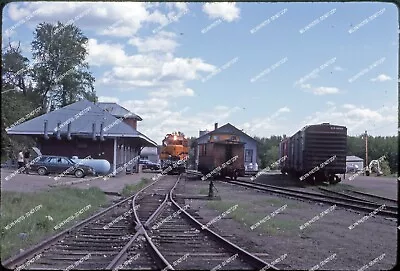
[3, 193, 138, 269]
[127, 174, 183, 270]
[317, 187, 376, 204]
[225, 179, 398, 218]
[168, 178, 278, 270]
[346, 189, 398, 203]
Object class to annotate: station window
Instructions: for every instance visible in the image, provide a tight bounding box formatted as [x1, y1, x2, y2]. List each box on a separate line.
[245, 149, 253, 163]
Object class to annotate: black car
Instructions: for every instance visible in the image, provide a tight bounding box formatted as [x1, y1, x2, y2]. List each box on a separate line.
[139, 159, 160, 170]
[146, 160, 161, 170]
[29, 155, 95, 178]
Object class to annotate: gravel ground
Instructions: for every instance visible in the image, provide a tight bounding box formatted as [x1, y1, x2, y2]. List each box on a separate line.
[0, 168, 155, 194]
[341, 175, 398, 200]
[252, 171, 397, 200]
[179, 176, 397, 270]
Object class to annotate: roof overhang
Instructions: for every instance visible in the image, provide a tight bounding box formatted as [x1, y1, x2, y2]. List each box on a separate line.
[6, 131, 157, 147]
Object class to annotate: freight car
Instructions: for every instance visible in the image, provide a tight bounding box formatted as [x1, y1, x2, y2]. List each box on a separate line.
[198, 139, 245, 180]
[160, 132, 188, 174]
[279, 123, 347, 184]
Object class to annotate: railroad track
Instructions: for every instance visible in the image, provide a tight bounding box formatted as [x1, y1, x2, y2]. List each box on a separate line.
[132, 174, 278, 270]
[223, 179, 398, 218]
[5, 174, 279, 270]
[3, 177, 168, 270]
[344, 189, 398, 205]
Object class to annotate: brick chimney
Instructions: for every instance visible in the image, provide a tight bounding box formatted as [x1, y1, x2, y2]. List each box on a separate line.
[214, 122, 218, 130]
[122, 118, 137, 130]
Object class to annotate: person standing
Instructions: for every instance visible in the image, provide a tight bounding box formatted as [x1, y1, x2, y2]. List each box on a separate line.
[17, 150, 24, 172]
[24, 150, 31, 174]
[7, 148, 13, 168]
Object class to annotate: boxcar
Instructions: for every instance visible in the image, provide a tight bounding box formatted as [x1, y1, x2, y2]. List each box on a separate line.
[279, 123, 347, 184]
[198, 141, 245, 180]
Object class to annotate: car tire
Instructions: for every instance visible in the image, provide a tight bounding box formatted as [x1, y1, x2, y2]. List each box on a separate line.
[74, 169, 84, 178]
[37, 167, 47, 176]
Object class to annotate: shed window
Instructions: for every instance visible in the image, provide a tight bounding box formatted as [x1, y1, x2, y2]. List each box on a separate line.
[245, 149, 253, 163]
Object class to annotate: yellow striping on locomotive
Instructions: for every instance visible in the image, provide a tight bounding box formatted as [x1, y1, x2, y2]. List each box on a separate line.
[160, 132, 189, 161]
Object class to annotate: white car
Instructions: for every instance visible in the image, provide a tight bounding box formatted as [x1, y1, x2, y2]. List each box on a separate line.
[245, 162, 259, 172]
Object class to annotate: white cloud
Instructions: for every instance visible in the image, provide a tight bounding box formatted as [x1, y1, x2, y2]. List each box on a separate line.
[113, 98, 243, 142]
[86, 39, 130, 67]
[198, 106, 241, 120]
[128, 31, 179, 53]
[370, 74, 392, 82]
[202, 3, 240, 22]
[342, 104, 356, 109]
[160, 57, 216, 81]
[240, 107, 291, 135]
[149, 87, 195, 98]
[311, 86, 340, 95]
[277, 107, 291, 113]
[300, 84, 312, 89]
[6, 2, 173, 38]
[300, 83, 340, 95]
[88, 38, 216, 92]
[300, 103, 397, 136]
[98, 96, 120, 103]
[333, 66, 344, 71]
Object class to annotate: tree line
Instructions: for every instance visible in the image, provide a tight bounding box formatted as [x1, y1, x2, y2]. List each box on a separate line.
[1, 22, 96, 160]
[186, 134, 397, 175]
[255, 135, 397, 175]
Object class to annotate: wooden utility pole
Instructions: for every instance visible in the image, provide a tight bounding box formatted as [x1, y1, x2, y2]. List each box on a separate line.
[365, 130, 369, 175]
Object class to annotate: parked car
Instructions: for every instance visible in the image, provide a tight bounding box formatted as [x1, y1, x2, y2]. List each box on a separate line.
[346, 164, 359, 173]
[146, 161, 161, 170]
[245, 162, 259, 175]
[138, 159, 160, 170]
[29, 155, 95, 178]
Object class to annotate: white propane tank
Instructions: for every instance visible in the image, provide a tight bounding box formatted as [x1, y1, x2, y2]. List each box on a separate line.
[71, 157, 111, 175]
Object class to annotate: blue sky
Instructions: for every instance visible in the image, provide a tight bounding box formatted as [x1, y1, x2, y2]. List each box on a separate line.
[2, 2, 398, 143]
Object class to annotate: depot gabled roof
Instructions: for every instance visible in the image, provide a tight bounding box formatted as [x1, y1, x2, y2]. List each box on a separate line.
[5, 99, 156, 147]
[96, 102, 143, 120]
[196, 123, 257, 143]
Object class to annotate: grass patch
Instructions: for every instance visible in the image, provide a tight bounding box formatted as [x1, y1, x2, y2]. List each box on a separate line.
[199, 187, 209, 195]
[206, 200, 297, 236]
[121, 178, 152, 197]
[0, 187, 107, 261]
[253, 197, 306, 209]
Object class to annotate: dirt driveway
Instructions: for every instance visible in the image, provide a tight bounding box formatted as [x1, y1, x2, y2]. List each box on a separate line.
[1, 168, 155, 194]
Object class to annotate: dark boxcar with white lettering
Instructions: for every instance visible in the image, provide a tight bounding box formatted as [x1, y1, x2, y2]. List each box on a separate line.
[279, 123, 347, 184]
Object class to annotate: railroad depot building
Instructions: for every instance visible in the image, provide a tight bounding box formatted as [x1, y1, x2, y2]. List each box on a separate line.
[195, 123, 259, 173]
[5, 99, 157, 175]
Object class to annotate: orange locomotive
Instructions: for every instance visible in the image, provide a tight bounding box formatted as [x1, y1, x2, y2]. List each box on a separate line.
[160, 132, 188, 174]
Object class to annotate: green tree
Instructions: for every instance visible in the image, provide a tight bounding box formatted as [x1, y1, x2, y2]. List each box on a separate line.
[1, 43, 40, 160]
[31, 22, 96, 109]
[379, 160, 391, 176]
[264, 145, 279, 168]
